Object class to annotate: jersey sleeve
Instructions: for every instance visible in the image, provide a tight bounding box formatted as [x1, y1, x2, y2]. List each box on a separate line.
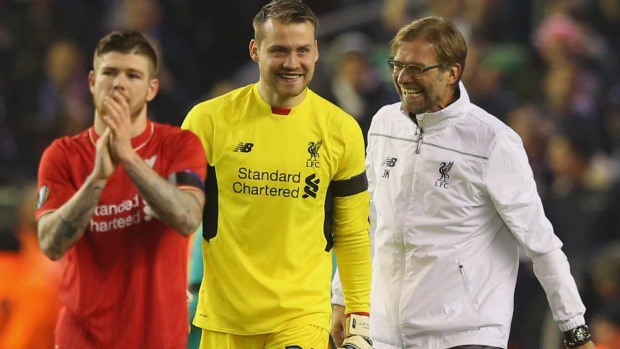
[331, 114, 371, 315]
[35, 140, 76, 220]
[164, 129, 207, 191]
[181, 102, 215, 164]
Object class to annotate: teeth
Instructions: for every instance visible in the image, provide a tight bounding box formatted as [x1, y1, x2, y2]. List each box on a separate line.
[282, 74, 301, 79]
[402, 88, 422, 95]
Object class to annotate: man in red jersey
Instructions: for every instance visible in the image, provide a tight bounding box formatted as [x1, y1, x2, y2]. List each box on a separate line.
[35, 31, 206, 349]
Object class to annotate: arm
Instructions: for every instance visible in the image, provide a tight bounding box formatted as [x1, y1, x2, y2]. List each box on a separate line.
[331, 165, 371, 349]
[116, 153, 204, 235]
[38, 128, 115, 260]
[102, 92, 205, 235]
[486, 132, 594, 347]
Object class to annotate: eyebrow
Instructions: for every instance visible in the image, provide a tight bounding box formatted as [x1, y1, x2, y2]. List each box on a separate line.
[100, 66, 146, 75]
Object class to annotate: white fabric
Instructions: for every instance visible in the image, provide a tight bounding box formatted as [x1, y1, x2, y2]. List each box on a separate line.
[332, 82, 586, 349]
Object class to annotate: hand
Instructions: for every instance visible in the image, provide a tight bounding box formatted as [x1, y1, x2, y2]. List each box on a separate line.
[92, 127, 116, 181]
[330, 304, 346, 346]
[101, 90, 135, 164]
[340, 335, 373, 349]
[338, 313, 372, 349]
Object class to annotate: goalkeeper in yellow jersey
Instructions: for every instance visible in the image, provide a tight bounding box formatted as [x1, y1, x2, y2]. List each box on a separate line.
[181, 0, 372, 348]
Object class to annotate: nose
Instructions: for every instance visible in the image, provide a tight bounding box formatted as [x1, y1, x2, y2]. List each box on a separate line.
[283, 54, 300, 69]
[112, 73, 128, 91]
[396, 69, 416, 84]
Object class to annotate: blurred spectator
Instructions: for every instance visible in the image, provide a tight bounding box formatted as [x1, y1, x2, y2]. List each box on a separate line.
[543, 122, 615, 283]
[462, 41, 522, 122]
[601, 84, 620, 161]
[0, 182, 61, 349]
[37, 39, 91, 136]
[105, 0, 203, 124]
[13, 39, 93, 177]
[323, 31, 397, 143]
[533, 6, 612, 127]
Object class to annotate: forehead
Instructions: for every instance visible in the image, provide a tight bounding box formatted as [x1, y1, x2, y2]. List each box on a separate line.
[95, 51, 152, 73]
[259, 19, 316, 47]
[394, 39, 437, 63]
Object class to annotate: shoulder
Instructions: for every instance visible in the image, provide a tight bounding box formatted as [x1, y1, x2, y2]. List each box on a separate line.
[44, 129, 92, 154]
[183, 84, 254, 129]
[307, 89, 359, 127]
[460, 104, 523, 157]
[153, 122, 202, 145]
[468, 105, 520, 142]
[189, 85, 252, 114]
[368, 102, 406, 132]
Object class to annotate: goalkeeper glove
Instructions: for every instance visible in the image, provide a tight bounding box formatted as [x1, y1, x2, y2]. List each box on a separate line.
[339, 313, 373, 349]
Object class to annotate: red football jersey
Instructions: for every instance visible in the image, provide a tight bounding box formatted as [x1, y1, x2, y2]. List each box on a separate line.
[36, 121, 206, 349]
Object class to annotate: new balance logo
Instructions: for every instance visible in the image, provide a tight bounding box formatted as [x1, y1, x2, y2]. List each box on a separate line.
[233, 142, 254, 153]
[382, 157, 398, 167]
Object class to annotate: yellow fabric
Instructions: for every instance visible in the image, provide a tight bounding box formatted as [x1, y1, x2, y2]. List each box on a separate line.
[182, 84, 370, 334]
[198, 325, 329, 349]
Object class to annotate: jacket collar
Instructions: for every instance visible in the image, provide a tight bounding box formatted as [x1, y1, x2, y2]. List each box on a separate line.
[402, 81, 470, 131]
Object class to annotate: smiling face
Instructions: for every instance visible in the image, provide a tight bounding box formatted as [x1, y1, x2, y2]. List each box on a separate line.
[392, 39, 458, 115]
[89, 51, 158, 123]
[249, 18, 318, 108]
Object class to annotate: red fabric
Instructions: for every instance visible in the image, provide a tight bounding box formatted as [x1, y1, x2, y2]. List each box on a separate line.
[36, 121, 206, 349]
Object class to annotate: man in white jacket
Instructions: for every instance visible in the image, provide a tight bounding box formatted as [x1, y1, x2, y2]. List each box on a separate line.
[331, 16, 595, 349]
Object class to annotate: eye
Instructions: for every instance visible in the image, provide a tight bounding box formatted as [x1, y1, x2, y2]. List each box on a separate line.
[270, 47, 288, 55]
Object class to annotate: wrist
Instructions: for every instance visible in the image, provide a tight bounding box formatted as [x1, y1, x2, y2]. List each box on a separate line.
[345, 313, 370, 338]
[86, 173, 109, 187]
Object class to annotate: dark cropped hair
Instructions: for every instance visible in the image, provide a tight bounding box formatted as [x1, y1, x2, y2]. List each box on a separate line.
[253, 0, 318, 43]
[390, 16, 467, 81]
[93, 31, 159, 76]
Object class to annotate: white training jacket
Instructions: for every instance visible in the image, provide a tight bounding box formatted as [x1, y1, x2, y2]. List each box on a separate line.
[332, 82, 587, 349]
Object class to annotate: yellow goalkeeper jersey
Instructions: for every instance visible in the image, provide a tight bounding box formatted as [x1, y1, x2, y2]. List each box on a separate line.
[182, 84, 370, 334]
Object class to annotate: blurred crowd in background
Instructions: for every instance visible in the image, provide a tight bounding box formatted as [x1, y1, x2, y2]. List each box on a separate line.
[1, 0, 620, 348]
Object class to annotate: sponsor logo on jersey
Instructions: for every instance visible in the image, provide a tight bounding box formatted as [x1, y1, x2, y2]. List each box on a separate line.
[233, 167, 302, 198]
[302, 173, 320, 198]
[306, 140, 322, 168]
[90, 194, 143, 232]
[234, 142, 254, 153]
[435, 161, 454, 189]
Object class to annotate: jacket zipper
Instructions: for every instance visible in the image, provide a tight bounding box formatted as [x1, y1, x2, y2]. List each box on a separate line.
[415, 127, 423, 154]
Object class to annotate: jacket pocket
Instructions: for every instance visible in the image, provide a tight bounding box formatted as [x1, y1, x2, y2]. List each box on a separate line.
[458, 260, 479, 318]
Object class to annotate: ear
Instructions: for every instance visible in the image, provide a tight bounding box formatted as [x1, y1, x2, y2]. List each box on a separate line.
[146, 78, 159, 102]
[314, 39, 319, 62]
[448, 63, 462, 85]
[249, 39, 259, 62]
[88, 71, 96, 94]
